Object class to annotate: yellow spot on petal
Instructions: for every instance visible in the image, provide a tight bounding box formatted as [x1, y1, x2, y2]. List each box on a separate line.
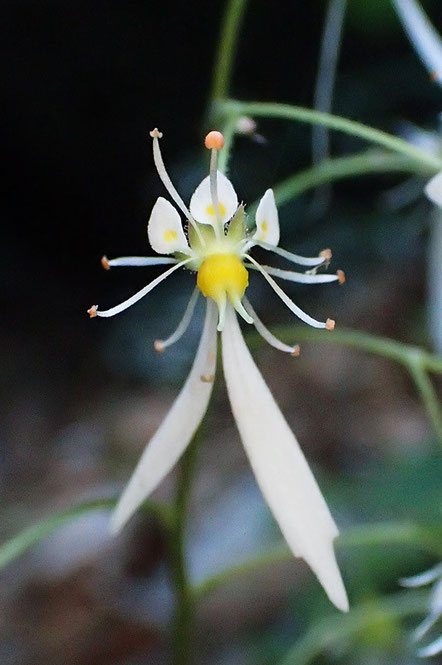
[206, 202, 226, 217]
[163, 229, 178, 242]
[261, 220, 268, 232]
[197, 254, 248, 306]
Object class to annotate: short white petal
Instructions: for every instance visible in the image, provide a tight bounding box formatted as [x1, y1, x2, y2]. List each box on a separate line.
[254, 189, 280, 246]
[147, 197, 189, 254]
[111, 300, 218, 533]
[189, 172, 238, 226]
[221, 304, 348, 612]
[425, 172, 442, 207]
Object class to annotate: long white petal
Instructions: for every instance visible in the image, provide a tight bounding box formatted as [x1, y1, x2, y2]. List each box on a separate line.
[221, 304, 348, 611]
[110, 300, 218, 533]
[425, 171, 442, 207]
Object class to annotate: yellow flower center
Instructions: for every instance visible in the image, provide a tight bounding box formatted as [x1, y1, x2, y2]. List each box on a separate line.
[197, 253, 249, 304]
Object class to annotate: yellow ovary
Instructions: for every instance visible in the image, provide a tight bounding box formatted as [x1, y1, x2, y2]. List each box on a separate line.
[206, 202, 226, 217]
[163, 230, 178, 242]
[197, 254, 249, 304]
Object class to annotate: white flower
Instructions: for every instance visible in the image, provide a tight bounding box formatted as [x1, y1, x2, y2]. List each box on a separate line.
[88, 129, 348, 612]
[400, 563, 442, 657]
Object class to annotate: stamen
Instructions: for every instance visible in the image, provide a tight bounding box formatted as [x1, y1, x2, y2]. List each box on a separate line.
[205, 131, 225, 240]
[216, 294, 227, 332]
[154, 286, 199, 352]
[244, 254, 335, 330]
[246, 263, 342, 284]
[243, 297, 300, 355]
[250, 240, 331, 267]
[150, 128, 204, 244]
[103, 255, 179, 268]
[88, 258, 191, 319]
[230, 296, 254, 325]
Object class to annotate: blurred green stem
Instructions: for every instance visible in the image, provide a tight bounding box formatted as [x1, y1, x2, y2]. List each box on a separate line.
[167, 436, 199, 665]
[278, 591, 428, 665]
[247, 149, 431, 218]
[210, 0, 249, 103]
[258, 326, 442, 447]
[215, 99, 442, 171]
[193, 521, 442, 598]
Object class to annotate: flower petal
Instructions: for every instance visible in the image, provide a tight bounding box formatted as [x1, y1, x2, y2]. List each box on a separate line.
[147, 197, 190, 254]
[110, 300, 218, 533]
[221, 304, 348, 611]
[189, 172, 238, 226]
[254, 189, 280, 246]
[425, 171, 442, 207]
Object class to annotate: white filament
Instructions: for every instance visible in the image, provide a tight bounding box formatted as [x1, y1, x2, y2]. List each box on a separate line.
[243, 297, 299, 354]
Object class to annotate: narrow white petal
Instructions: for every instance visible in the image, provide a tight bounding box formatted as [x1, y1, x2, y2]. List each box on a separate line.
[244, 255, 332, 329]
[148, 197, 190, 255]
[107, 256, 178, 267]
[249, 240, 329, 267]
[111, 300, 218, 533]
[392, 0, 442, 85]
[425, 172, 442, 207]
[254, 189, 280, 246]
[189, 172, 238, 226]
[221, 304, 348, 611]
[94, 259, 191, 318]
[247, 263, 341, 284]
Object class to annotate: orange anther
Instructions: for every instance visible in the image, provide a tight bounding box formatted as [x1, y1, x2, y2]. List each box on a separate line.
[325, 318, 335, 331]
[291, 345, 301, 357]
[204, 131, 225, 150]
[101, 255, 110, 270]
[149, 128, 163, 139]
[154, 340, 165, 353]
[337, 269, 346, 284]
[319, 248, 332, 261]
[87, 305, 98, 318]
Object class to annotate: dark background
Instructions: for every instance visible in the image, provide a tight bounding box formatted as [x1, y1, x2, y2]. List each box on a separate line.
[1, 1, 442, 664]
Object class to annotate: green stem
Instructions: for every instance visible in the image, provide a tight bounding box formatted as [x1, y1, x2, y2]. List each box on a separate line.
[192, 521, 442, 598]
[215, 99, 442, 171]
[210, 0, 250, 103]
[0, 496, 167, 571]
[278, 591, 428, 665]
[247, 149, 430, 218]
[407, 357, 442, 448]
[168, 436, 200, 665]
[218, 113, 240, 175]
[249, 326, 442, 374]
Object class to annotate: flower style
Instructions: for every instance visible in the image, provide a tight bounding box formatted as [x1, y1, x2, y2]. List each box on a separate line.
[400, 563, 442, 657]
[88, 129, 348, 612]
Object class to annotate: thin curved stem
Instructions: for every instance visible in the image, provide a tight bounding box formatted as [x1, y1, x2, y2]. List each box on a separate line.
[215, 99, 442, 171]
[407, 357, 442, 446]
[247, 149, 429, 219]
[192, 521, 442, 598]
